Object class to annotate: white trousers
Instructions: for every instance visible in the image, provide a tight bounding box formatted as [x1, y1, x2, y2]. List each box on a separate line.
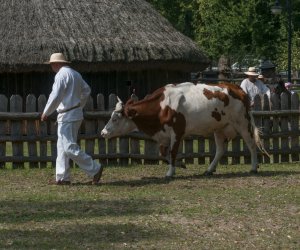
[56, 120, 101, 181]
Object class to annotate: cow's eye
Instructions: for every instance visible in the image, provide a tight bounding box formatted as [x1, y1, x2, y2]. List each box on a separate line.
[112, 112, 122, 122]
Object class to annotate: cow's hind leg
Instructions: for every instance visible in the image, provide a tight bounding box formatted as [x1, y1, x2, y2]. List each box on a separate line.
[204, 131, 227, 175]
[239, 129, 259, 173]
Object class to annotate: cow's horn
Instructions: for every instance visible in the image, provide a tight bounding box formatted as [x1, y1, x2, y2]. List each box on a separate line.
[117, 96, 123, 104]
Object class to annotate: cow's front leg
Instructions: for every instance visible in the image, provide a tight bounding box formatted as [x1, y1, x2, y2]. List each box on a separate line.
[160, 144, 174, 175]
[166, 164, 176, 177]
[165, 136, 181, 178]
[160, 144, 186, 169]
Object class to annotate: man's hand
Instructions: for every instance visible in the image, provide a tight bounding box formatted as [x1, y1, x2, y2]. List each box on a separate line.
[41, 113, 48, 121]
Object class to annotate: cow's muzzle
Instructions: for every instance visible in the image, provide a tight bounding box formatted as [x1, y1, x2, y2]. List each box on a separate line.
[101, 129, 108, 138]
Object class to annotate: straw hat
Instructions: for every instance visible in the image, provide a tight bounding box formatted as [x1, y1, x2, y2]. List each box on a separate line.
[258, 74, 264, 79]
[244, 67, 259, 76]
[46, 53, 70, 64]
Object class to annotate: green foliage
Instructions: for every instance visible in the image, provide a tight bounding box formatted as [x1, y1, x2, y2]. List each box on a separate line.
[194, 0, 283, 63]
[277, 30, 300, 72]
[146, 0, 197, 38]
[147, 0, 300, 72]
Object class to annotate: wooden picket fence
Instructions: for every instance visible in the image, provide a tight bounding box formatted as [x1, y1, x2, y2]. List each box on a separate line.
[0, 91, 299, 168]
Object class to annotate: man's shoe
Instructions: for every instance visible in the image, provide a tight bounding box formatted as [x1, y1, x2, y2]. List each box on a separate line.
[49, 180, 71, 185]
[92, 167, 103, 184]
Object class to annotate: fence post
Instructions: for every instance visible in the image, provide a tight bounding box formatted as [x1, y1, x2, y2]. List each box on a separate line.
[26, 94, 38, 168]
[38, 95, 48, 168]
[197, 137, 205, 165]
[184, 137, 194, 164]
[231, 137, 241, 165]
[262, 94, 271, 163]
[177, 140, 184, 166]
[291, 92, 299, 161]
[108, 94, 118, 165]
[0, 95, 8, 168]
[208, 137, 215, 164]
[96, 94, 107, 165]
[249, 95, 262, 164]
[271, 94, 280, 163]
[10, 95, 23, 168]
[144, 138, 159, 165]
[280, 92, 290, 162]
[84, 96, 96, 164]
[219, 140, 228, 165]
[49, 112, 57, 168]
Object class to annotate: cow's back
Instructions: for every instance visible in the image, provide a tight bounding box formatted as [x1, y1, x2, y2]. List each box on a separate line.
[163, 82, 248, 136]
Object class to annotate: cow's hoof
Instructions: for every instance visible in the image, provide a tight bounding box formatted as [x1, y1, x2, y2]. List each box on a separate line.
[203, 171, 214, 176]
[165, 175, 174, 180]
[249, 169, 258, 174]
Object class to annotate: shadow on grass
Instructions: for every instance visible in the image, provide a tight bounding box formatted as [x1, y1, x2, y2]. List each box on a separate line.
[0, 198, 164, 224]
[0, 223, 169, 249]
[103, 170, 300, 187]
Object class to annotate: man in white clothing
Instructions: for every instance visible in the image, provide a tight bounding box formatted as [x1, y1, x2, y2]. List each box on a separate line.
[41, 53, 103, 185]
[240, 67, 271, 107]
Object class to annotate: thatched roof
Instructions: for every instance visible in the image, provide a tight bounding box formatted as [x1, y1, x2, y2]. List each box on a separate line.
[0, 0, 209, 73]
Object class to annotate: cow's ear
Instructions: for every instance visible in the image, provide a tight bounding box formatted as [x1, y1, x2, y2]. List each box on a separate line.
[125, 107, 138, 119]
[117, 96, 123, 103]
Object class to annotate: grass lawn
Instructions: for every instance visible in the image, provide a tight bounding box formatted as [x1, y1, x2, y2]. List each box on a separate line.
[0, 163, 299, 249]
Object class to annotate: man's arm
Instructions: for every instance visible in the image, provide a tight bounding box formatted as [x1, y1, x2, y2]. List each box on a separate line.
[41, 77, 66, 121]
[240, 79, 248, 94]
[80, 79, 91, 108]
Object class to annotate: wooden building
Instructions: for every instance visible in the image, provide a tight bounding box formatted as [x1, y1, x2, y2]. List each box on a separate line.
[0, 0, 209, 108]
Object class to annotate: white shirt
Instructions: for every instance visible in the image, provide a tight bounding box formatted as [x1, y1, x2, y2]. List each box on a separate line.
[240, 78, 270, 104]
[43, 66, 91, 122]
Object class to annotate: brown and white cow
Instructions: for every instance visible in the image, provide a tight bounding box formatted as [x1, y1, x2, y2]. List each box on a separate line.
[101, 82, 268, 177]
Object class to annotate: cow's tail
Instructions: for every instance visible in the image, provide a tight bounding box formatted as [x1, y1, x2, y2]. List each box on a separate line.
[250, 112, 270, 158]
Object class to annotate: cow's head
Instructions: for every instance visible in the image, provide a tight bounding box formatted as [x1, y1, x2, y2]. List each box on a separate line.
[101, 97, 137, 138]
